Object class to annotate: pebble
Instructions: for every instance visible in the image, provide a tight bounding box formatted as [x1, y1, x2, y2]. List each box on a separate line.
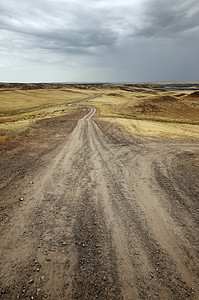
[19, 197, 24, 201]
[40, 276, 45, 281]
[29, 279, 34, 284]
[46, 257, 51, 261]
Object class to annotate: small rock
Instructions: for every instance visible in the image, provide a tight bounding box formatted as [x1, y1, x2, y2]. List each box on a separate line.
[36, 288, 41, 296]
[40, 276, 45, 281]
[19, 197, 24, 201]
[29, 279, 34, 284]
[46, 257, 51, 261]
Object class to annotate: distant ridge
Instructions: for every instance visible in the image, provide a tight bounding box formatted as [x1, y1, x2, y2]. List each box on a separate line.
[0, 81, 199, 91]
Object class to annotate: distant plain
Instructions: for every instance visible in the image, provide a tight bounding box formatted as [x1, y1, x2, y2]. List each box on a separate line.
[1, 82, 199, 141]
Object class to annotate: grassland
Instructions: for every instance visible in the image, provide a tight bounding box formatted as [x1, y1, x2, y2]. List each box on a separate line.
[0, 83, 199, 141]
[84, 86, 199, 139]
[0, 86, 95, 141]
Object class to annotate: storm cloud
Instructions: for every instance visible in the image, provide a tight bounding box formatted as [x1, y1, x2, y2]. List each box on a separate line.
[136, 0, 199, 38]
[0, 0, 199, 82]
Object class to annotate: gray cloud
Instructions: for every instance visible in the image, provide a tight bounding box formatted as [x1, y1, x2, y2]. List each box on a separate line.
[136, 0, 199, 38]
[0, 0, 122, 54]
[0, 0, 199, 82]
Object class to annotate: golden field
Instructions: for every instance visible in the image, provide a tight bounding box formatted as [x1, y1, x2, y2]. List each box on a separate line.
[0, 83, 199, 141]
[0, 86, 95, 141]
[84, 86, 199, 139]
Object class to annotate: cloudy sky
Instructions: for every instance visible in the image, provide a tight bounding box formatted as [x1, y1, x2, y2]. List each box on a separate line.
[0, 0, 199, 82]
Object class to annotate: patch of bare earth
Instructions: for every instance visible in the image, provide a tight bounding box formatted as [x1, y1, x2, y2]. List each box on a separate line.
[0, 108, 199, 299]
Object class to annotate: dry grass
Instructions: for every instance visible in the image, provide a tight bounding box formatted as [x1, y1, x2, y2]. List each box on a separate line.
[1, 84, 199, 140]
[102, 117, 199, 139]
[85, 87, 199, 138]
[0, 87, 95, 141]
[0, 88, 92, 114]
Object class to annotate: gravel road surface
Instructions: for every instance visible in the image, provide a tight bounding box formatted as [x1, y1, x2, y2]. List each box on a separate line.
[0, 107, 199, 299]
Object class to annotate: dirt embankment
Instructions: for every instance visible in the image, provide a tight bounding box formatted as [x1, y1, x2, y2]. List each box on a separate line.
[0, 107, 199, 299]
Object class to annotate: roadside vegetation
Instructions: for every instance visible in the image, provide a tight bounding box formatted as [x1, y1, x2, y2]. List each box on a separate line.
[0, 83, 199, 141]
[85, 87, 199, 139]
[0, 87, 94, 141]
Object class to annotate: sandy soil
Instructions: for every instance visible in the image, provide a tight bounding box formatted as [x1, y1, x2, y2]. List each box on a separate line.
[0, 107, 199, 299]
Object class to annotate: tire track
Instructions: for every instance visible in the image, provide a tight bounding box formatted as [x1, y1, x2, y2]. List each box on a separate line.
[0, 107, 199, 299]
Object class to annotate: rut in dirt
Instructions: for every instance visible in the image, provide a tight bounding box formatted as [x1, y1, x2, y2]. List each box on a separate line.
[0, 106, 199, 299]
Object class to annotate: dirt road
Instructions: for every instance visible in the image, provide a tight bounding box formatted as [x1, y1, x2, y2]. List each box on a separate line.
[0, 107, 199, 299]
